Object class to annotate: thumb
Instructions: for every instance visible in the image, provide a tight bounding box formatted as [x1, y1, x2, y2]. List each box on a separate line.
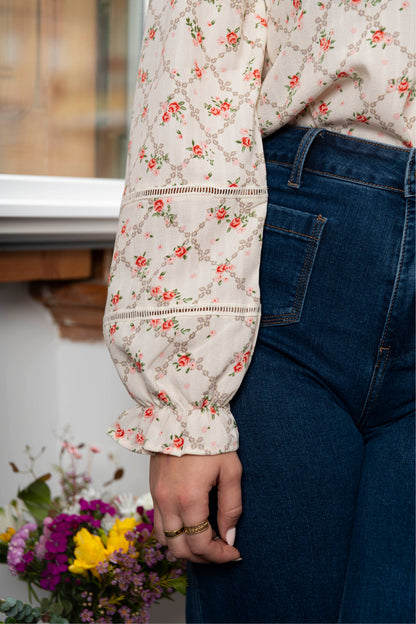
[216, 455, 243, 547]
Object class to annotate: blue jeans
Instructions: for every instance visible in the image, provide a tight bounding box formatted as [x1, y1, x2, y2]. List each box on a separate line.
[186, 126, 415, 623]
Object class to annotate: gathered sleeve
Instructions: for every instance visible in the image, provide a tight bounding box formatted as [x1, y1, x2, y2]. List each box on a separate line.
[103, 0, 268, 456]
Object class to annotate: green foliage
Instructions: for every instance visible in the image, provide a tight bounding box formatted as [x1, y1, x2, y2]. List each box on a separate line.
[17, 478, 52, 523]
[170, 575, 187, 595]
[0, 597, 41, 623]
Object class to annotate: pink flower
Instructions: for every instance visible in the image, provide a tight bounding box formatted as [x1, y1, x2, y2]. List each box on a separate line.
[162, 320, 174, 331]
[168, 101, 180, 113]
[242, 350, 251, 364]
[150, 319, 161, 327]
[193, 144, 203, 157]
[178, 355, 190, 367]
[144, 407, 154, 420]
[148, 28, 155, 39]
[162, 111, 171, 123]
[151, 286, 161, 297]
[110, 324, 117, 335]
[175, 246, 187, 258]
[147, 158, 157, 170]
[210, 106, 220, 115]
[356, 114, 368, 122]
[226, 31, 238, 45]
[158, 391, 169, 403]
[319, 102, 329, 115]
[372, 30, 384, 43]
[320, 38, 331, 52]
[90, 445, 100, 453]
[242, 136, 251, 147]
[136, 433, 145, 445]
[289, 75, 299, 89]
[111, 294, 119, 306]
[115, 425, 125, 439]
[230, 217, 241, 228]
[194, 61, 203, 77]
[216, 263, 228, 273]
[398, 79, 409, 93]
[162, 290, 175, 300]
[173, 436, 184, 449]
[216, 207, 227, 219]
[233, 361, 244, 373]
[135, 255, 147, 267]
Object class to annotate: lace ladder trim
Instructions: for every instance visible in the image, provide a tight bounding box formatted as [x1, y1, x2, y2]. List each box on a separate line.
[122, 185, 268, 206]
[104, 304, 261, 324]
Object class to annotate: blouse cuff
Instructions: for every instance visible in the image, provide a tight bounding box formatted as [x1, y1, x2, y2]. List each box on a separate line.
[107, 402, 238, 456]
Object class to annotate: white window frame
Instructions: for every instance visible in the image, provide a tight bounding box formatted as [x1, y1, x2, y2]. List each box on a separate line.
[0, 0, 148, 250]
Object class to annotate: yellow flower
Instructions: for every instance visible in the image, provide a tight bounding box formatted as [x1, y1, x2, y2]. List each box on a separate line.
[0, 527, 16, 543]
[68, 528, 107, 575]
[106, 517, 137, 556]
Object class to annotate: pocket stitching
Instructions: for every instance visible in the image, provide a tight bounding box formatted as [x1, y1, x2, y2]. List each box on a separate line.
[260, 214, 326, 325]
[264, 223, 321, 241]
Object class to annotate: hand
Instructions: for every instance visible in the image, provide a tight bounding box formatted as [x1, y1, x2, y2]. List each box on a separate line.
[150, 451, 242, 563]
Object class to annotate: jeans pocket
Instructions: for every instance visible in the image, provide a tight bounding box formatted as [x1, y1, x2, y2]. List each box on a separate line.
[259, 203, 327, 326]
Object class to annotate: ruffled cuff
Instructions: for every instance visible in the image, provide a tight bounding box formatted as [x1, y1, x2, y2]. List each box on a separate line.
[107, 403, 238, 456]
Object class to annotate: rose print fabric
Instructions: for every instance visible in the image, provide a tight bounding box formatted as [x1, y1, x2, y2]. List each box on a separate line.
[103, 0, 415, 457]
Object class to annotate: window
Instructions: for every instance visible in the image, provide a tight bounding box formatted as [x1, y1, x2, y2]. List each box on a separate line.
[0, 0, 148, 248]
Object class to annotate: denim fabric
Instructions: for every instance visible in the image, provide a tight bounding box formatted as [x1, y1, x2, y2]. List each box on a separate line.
[186, 126, 415, 624]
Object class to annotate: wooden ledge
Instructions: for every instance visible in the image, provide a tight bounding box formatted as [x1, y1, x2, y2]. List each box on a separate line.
[25, 249, 112, 342]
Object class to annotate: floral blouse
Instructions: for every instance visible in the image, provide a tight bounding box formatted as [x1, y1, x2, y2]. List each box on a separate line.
[103, 0, 415, 456]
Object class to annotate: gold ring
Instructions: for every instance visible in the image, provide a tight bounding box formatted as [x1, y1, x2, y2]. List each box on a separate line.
[184, 519, 210, 536]
[164, 526, 185, 538]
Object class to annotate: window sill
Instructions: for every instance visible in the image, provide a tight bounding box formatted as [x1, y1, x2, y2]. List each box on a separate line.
[0, 174, 123, 249]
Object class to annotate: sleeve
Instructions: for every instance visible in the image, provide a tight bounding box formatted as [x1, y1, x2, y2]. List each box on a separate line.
[102, 0, 268, 456]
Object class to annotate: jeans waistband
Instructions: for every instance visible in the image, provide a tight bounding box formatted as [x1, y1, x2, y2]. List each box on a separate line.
[262, 125, 415, 198]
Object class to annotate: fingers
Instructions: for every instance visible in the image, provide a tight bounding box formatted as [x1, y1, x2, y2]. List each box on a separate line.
[153, 503, 167, 546]
[150, 453, 242, 564]
[216, 455, 243, 547]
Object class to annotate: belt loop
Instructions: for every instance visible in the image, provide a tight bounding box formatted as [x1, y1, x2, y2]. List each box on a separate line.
[288, 127, 324, 189]
[404, 147, 415, 198]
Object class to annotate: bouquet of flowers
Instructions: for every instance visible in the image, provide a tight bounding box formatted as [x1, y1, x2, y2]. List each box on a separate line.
[0, 440, 186, 623]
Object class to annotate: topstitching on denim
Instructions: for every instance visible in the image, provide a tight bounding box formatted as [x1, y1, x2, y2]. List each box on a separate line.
[260, 214, 326, 325]
[265, 160, 406, 194]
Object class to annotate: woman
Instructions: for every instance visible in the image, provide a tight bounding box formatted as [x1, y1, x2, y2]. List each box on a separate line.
[103, 1, 415, 621]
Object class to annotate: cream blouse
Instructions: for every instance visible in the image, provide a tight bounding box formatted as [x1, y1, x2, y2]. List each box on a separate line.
[103, 0, 415, 456]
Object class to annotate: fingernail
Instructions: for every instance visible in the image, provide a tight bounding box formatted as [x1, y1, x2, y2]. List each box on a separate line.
[226, 527, 236, 547]
[233, 557, 243, 562]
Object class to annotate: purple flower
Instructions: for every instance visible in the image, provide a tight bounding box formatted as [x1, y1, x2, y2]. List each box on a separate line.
[80, 608, 94, 623]
[7, 523, 38, 576]
[79, 498, 116, 517]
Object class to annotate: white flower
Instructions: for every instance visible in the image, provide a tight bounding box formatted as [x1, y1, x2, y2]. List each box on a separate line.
[0, 500, 29, 533]
[136, 492, 153, 511]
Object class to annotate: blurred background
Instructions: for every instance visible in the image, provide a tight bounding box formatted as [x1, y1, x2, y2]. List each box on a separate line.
[0, 1, 185, 620]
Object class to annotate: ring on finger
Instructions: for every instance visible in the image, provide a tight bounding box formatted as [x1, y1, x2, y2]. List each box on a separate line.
[164, 526, 185, 538]
[184, 519, 210, 536]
